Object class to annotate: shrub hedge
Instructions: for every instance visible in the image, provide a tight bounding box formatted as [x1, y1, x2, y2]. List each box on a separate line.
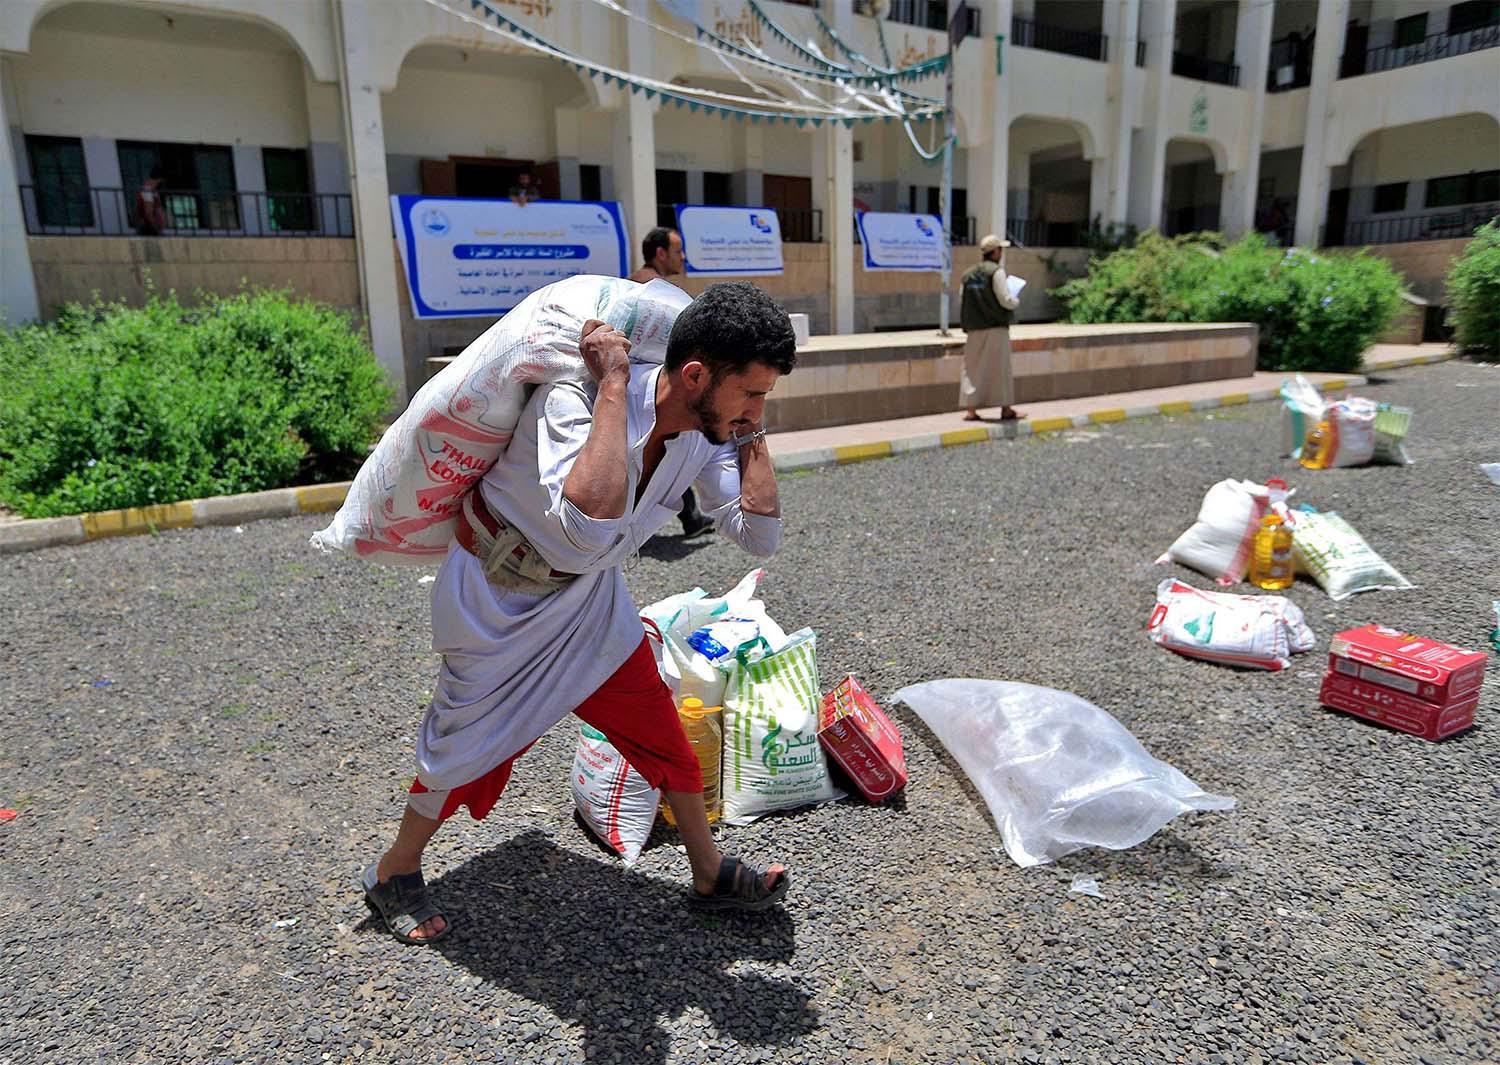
[1052, 231, 1405, 373]
[0, 290, 391, 519]
[1445, 218, 1500, 361]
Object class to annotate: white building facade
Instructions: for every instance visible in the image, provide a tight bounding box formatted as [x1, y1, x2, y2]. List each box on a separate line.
[2, 0, 1496, 400]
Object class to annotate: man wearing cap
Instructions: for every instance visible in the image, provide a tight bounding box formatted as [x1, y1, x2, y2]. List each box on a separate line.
[958, 234, 1024, 422]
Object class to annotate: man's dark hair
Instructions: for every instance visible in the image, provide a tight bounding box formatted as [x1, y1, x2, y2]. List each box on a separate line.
[665, 281, 796, 377]
[641, 226, 676, 264]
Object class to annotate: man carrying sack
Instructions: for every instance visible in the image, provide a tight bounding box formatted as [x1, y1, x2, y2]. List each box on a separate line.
[958, 233, 1024, 422]
[361, 282, 795, 944]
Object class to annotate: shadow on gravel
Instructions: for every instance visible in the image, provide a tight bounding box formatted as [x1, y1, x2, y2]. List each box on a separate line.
[407, 830, 817, 1062]
[636, 534, 716, 563]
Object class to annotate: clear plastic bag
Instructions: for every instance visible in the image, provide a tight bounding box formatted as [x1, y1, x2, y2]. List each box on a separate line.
[893, 679, 1236, 867]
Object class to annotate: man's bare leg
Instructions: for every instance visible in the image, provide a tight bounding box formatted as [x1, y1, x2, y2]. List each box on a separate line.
[374, 805, 447, 939]
[663, 789, 785, 896]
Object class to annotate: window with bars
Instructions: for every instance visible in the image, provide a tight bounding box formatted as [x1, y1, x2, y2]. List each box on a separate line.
[1448, 0, 1499, 34]
[118, 140, 239, 230]
[1424, 169, 1500, 208]
[26, 135, 93, 228]
[263, 148, 313, 232]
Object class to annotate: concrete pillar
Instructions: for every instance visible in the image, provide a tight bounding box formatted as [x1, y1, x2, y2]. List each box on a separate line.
[552, 107, 582, 201]
[967, 0, 1012, 244]
[1008, 147, 1030, 223]
[611, 1, 657, 255]
[1128, 0, 1178, 230]
[1294, 0, 1350, 247]
[732, 123, 763, 207]
[0, 58, 40, 324]
[1102, 0, 1143, 226]
[332, 0, 406, 402]
[1221, 0, 1275, 236]
[611, 96, 656, 254]
[813, 121, 855, 334]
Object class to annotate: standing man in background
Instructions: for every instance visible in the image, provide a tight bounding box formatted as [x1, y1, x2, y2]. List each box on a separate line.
[630, 226, 712, 538]
[958, 234, 1024, 422]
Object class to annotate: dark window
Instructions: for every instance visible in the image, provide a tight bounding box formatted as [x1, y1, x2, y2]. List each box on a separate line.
[1393, 13, 1428, 47]
[1425, 169, 1500, 207]
[1448, 1, 1500, 34]
[262, 147, 312, 232]
[702, 170, 733, 206]
[1372, 182, 1408, 213]
[579, 164, 602, 201]
[118, 141, 239, 230]
[655, 169, 688, 204]
[26, 135, 93, 227]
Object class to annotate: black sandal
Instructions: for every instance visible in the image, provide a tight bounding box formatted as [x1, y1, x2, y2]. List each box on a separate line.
[688, 856, 789, 913]
[361, 862, 452, 945]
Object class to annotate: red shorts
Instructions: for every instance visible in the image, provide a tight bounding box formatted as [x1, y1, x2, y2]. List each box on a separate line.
[408, 634, 702, 821]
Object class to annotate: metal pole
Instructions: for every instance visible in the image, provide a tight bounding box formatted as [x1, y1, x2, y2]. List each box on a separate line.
[938, 2, 956, 335]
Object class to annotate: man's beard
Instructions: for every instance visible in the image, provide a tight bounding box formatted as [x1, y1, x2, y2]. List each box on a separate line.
[690, 382, 731, 444]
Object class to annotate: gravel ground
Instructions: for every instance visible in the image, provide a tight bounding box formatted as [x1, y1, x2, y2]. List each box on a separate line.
[1, 360, 1496, 1065]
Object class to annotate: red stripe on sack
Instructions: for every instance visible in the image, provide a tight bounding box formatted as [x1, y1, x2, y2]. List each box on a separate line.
[418, 408, 513, 445]
[1221, 493, 1269, 585]
[605, 753, 628, 854]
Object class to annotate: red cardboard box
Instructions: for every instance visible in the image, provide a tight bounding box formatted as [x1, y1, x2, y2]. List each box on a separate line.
[818, 675, 908, 801]
[1319, 671, 1478, 741]
[1327, 624, 1487, 706]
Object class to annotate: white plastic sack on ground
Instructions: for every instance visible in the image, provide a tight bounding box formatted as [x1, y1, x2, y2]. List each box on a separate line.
[310, 276, 691, 563]
[1159, 479, 1275, 584]
[1280, 374, 1325, 460]
[639, 569, 788, 707]
[1292, 510, 1414, 600]
[571, 724, 659, 866]
[1322, 397, 1378, 468]
[1147, 577, 1316, 671]
[722, 628, 842, 825]
[894, 680, 1236, 868]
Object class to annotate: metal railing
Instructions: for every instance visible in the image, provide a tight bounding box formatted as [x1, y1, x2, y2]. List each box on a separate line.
[1341, 21, 1500, 77]
[886, 0, 981, 37]
[1010, 17, 1108, 61]
[1326, 204, 1498, 247]
[19, 185, 354, 237]
[1266, 34, 1313, 91]
[1171, 50, 1240, 86]
[1005, 218, 1086, 247]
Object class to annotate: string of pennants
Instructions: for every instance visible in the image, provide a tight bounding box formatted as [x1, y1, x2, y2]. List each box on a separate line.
[460, 0, 945, 127]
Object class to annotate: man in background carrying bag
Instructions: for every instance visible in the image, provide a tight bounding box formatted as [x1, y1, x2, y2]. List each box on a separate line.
[958, 233, 1024, 422]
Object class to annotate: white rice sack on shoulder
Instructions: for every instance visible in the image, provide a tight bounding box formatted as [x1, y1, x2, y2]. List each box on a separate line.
[722, 629, 842, 825]
[571, 725, 659, 866]
[1292, 511, 1414, 600]
[1159, 479, 1271, 585]
[311, 277, 691, 564]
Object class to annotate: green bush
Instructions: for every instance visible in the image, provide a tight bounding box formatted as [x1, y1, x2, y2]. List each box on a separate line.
[0, 290, 392, 518]
[1052, 231, 1405, 373]
[1446, 218, 1500, 361]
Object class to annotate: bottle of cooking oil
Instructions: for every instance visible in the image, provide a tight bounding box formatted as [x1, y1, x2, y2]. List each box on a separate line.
[1300, 420, 1333, 469]
[1249, 512, 1295, 590]
[659, 697, 723, 826]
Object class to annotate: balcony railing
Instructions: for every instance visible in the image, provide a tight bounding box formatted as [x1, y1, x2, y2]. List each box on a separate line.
[1011, 17, 1108, 62]
[1005, 218, 1086, 247]
[886, 0, 981, 38]
[1171, 50, 1240, 86]
[19, 185, 354, 237]
[1266, 34, 1313, 91]
[1341, 21, 1500, 77]
[1326, 204, 1498, 247]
